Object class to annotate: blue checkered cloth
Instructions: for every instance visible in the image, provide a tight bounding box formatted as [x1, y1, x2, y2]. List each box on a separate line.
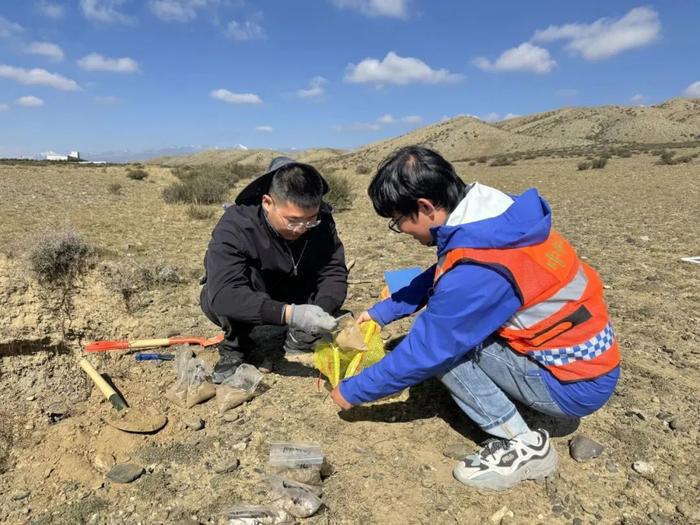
[529, 324, 615, 366]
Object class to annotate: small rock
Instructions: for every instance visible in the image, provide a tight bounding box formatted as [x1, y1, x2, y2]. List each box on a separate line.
[640, 235, 650, 242]
[632, 460, 655, 478]
[26, 395, 36, 402]
[669, 418, 686, 431]
[656, 411, 673, 422]
[232, 442, 247, 451]
[569, 435, 604, 462]
[11, 490, 30, 501]
[572, 518, 584, 525]
[605, 461, 618, 473]
[107, 463, 144, 484]
[212, 458, 240, 474]
[223, 412, 240, 423]
[442, 443, 472, 460]
[93, 453, 116, 473]
[581, 501, 598, 515]
[45, 402, 69, 423]
[676, 503, 690, 517]
[489, 506, 512, 524]
[552, 504, 565, 515]
[183, 417, 204, 431]
[648, 512, 667, 525]
[669, 472, 681, 485]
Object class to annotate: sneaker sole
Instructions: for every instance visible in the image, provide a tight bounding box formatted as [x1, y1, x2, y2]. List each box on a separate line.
[453, 444, 559, 491]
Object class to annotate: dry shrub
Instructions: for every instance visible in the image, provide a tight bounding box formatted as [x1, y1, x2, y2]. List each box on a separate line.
[187, 205, 215, 220]
[163, 163, 259, 205]
[104, 260, 182, 312]
[489, 157, 514, 167]
[323, 171, 354, 211]
[127, 168, 148, 180]
[356, 165, 371, 175]
[29, 230, 95, 337]
[108, 182, 122, 195]
[578, 161, 591, 171]
[590, 157, 608, 169]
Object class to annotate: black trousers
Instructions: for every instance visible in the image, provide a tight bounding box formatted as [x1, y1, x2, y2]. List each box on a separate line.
[200, 285, 330, 361]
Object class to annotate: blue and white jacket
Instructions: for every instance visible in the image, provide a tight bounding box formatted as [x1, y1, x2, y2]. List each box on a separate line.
[339, 183, 619, 417]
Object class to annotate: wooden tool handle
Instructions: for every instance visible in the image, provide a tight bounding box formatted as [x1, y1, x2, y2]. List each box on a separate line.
[79, 359, 127, 410]
[128, 338, 171, 349]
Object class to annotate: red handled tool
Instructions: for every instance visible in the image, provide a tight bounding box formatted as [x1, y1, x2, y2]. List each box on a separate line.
[84, 333, 224, 353]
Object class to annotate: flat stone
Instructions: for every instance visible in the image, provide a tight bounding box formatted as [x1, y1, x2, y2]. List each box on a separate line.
[605, 461, 618, 473]
[232, 442, 247, 451]
[569, 435, 604, 462]
[489, 506, 511, 524]
[183, 417, 204, 431]
[632, 460, 655, 478]
[107, 463, 144, 484]
[222, 412, 240, 423]
[93, 452, 116, 473]
[669, 418, 686, 431]
[442, 443, 472, 460]
[212, 458, 240, 474]
[11, 490, 30, 501]
[581, 501, 598, 515]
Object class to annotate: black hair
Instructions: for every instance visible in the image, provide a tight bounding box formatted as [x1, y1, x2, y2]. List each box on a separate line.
[368, 146, 466, 218]
[269, 165, 324, 208]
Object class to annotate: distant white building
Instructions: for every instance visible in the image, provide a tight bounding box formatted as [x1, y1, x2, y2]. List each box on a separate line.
[44, 151, 81, 161]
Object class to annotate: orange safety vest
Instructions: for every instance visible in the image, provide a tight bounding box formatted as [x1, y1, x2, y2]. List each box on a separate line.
[434, 230, 620, 382]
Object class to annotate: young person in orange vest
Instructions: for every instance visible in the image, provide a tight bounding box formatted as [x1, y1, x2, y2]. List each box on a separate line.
[330, 146, 620, 491]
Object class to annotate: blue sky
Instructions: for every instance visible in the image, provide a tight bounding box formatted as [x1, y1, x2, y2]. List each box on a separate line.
[1, 1, 699, 157]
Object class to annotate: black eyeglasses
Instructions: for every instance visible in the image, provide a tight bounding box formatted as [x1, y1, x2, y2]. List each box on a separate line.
[388, 215, 404, 233]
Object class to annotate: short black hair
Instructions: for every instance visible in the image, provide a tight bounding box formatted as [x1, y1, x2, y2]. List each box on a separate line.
[269, 165, 324, 208]
[368, 146, 466, 218]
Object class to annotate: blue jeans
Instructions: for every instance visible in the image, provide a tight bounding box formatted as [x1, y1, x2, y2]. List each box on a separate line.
[439, 338, 568, 439]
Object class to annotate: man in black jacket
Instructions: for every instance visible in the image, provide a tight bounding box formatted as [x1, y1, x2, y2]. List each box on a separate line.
[200, 157, 348, 382]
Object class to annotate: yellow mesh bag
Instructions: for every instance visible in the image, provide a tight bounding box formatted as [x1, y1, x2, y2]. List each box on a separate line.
[313, 321, 384, 388]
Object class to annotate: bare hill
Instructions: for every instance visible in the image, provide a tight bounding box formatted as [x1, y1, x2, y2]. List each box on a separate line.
[148, 97, 700, 170]
[496, 98, 700, 145]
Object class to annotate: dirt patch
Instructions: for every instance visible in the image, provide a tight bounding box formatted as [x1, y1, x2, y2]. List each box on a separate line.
[0, 156, 698, 524]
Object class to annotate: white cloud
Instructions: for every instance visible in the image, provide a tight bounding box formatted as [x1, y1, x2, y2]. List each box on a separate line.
[331, 0, 409, 19]
[78, 53, 139, 73]
[297, 76, 327, 99]
[684, 81, 700, 99]
[0, 64, 80, 91]
[630, 93, 646, 104]
[401, 115, 422, 124]
[473, 43, 555, 74]
[226, 17, 265, 40]
[336, 112, 422, 132]
[25, 42, 65, 62]
[0, 16, 24, 38]
[255, 125, 273, 132]
[80, 0, 134, 24]
[531, 6, 660, 61]
[36, 1, 66, 19]
[345, 51, 463, 86]
[0, 103, 9, 112]
[95, 95, 121, 104]
[479, 112, 519, 122]
[149, 0, 218, 22]
[210, 88, 262, 104]
[18, 95, 45, 107]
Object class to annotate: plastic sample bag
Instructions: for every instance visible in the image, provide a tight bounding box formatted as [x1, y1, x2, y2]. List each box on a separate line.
[268, 441, 325, 486]
[165, 351, 215, 408]
[217, 363, 264, 413]
[267, 475, 323, 518]
[314, 320, 384, 387]
[226, 505, 293, 525]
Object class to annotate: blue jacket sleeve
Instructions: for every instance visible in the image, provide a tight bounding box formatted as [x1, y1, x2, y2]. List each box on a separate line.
[368, 264, 436, 326]
[339, 264, 522, 405]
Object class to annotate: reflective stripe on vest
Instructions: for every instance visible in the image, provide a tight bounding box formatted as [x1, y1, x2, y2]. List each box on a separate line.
[507, 265, 588, 330]
[528, 323, 614, 366]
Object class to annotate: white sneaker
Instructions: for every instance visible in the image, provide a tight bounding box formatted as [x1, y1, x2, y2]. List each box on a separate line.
[453, 429, 558, 491]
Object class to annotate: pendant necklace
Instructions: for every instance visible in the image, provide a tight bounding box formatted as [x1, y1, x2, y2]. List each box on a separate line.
[289, 240, 309, 276]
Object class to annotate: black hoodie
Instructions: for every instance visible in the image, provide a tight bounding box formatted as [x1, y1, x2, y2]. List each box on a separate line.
[202, 202, 347, 326]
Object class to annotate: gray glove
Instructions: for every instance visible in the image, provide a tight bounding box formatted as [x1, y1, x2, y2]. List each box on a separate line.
[288, 304, 338, 334]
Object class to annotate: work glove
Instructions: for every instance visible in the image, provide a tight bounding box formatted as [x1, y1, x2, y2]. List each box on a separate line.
[287, 304, 338, 334]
